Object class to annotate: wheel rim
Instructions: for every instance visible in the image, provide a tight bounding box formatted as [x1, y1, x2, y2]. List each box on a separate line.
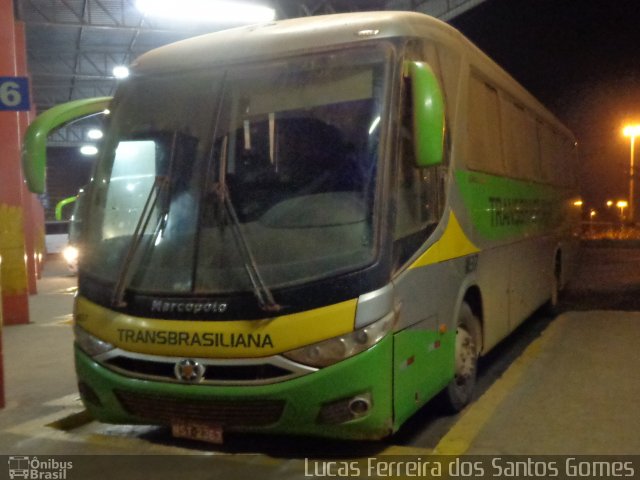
[454, 326, 476, 388]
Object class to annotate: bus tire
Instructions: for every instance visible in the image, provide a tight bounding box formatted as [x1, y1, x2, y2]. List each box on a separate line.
[443, 302, 480, 412]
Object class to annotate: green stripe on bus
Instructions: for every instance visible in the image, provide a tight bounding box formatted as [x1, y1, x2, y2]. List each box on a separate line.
[455, 170, 572, 241]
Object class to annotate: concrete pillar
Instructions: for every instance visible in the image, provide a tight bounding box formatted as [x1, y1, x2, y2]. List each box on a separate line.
[0, 0, 31, 330]
[0, 255, 3, 408]
[15, 21, 42, 294]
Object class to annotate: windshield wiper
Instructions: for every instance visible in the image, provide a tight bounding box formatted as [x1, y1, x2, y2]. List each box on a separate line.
[110, 175, 168, 307]
[110, 133, 179, 308]
[195, 74, 281, 313]
[214, 135, 281, 313]
[215, 179, 282, 313]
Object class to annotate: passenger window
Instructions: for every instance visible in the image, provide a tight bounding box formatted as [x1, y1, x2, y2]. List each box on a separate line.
[467, 76, 505, 175]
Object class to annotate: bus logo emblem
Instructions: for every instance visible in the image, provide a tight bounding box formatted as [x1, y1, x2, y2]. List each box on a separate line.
[174, 359, 205, 383]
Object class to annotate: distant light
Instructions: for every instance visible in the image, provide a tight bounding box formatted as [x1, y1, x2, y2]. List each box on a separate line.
[617, 200, 629, 208]
[606, 200, 613, 207]
[80, 145, 99, 156]
[135, 0, 276, 24]
[87, 129, 103, 140]
[589, 210, 596, 218]
[623, 124, 640, 137]
[62, 245, 79, 264]
[113, 66, 130, 79]
[572, 200, 583, 207]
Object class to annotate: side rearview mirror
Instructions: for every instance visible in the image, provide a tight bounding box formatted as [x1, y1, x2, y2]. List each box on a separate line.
[54, 195, 77, 221]
[22, 96, 112, 194]
[404, 61, 445, 168]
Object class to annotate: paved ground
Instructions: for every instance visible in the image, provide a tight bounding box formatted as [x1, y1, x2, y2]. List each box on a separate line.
[562, 243, 640, 310]
[434, 310, 640, 455]
[1, 259, 75, 424]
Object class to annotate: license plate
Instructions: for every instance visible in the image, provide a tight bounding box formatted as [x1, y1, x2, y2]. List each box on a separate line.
[171, 420, 223, 444]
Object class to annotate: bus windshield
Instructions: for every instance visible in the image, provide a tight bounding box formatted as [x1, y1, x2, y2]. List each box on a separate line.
[83, 46, 390, 297]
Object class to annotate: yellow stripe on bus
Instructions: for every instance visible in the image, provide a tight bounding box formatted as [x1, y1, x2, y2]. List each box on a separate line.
[75, 296, 357, 358]
[410, 211, 479, 269]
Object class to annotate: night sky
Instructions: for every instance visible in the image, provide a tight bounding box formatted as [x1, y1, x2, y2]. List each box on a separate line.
[451, 0, 640, 212]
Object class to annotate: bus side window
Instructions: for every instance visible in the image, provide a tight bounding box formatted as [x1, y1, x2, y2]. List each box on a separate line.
[393, 76, 443, 271]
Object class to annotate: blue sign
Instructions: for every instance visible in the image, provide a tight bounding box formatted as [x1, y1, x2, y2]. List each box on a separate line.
[0, 77, 30, 111]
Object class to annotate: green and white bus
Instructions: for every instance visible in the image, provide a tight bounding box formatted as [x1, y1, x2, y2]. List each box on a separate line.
[23, 11, 580, 441]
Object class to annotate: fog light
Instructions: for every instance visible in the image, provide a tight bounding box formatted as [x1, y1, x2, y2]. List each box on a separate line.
[348, 396, 371, 416]
[317, 392, 373, 425]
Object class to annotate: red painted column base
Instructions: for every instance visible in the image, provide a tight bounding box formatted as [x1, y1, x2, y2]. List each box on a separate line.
[2, 293, 30, 326]
[0, 331, 4, 408]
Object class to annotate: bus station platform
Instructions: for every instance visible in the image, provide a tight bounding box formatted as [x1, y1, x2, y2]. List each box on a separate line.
[433, 309, 640, 455]
[0, 247, 638, 471]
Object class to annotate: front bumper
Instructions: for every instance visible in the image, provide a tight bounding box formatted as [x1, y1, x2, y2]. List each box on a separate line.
[75, 335, 394, 440]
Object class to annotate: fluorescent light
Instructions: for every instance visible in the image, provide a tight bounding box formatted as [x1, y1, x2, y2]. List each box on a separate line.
[80, 145, 99, 156]
[113, 66, 130, 79]
[135, 0, 276, 24]
[87, 129, 103, 140]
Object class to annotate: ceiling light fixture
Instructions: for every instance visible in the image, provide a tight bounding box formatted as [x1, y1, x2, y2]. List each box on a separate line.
[80, 145, 99, 156]
[112, 66, 130, 79]
[87, 129, 103, 140]
[135, 0, 276, 24]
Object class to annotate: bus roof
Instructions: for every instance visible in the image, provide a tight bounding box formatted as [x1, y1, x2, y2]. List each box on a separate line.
[132, 11, 459, 73]
[130, 11, 574, 142]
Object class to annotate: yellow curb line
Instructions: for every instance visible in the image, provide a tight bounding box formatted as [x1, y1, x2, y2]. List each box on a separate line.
[433, 318, 560, 455]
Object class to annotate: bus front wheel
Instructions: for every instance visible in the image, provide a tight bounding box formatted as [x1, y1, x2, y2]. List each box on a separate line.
[444, 302, 480, 412]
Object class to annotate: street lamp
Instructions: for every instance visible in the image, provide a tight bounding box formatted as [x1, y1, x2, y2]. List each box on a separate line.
[617, 200, 628, 220]
[623, 124, 640, 223]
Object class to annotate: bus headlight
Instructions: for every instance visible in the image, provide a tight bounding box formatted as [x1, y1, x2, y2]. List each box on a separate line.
[74, 324, 114, 357]
[62, 245, 79, 264]
[282, 312, 393, 368]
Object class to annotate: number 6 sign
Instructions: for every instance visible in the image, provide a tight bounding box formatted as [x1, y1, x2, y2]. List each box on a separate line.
[0, 77, 30, 111]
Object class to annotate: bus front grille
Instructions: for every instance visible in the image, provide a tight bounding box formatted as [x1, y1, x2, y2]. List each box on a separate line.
[114, 390, 285, 427]
[105, 356, 291, 383]
[96, 349, 317, 386]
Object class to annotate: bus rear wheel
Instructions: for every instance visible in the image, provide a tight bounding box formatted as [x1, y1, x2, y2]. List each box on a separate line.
[444, 302, 480, 412]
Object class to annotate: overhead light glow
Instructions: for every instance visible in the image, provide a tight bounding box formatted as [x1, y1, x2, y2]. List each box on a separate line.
[87, 129, 103, 140]
[135, 0, 276, 24]
[623, 124, 640, 137]
[113, 66, 130, 79]
[80, 145, 99, 156]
